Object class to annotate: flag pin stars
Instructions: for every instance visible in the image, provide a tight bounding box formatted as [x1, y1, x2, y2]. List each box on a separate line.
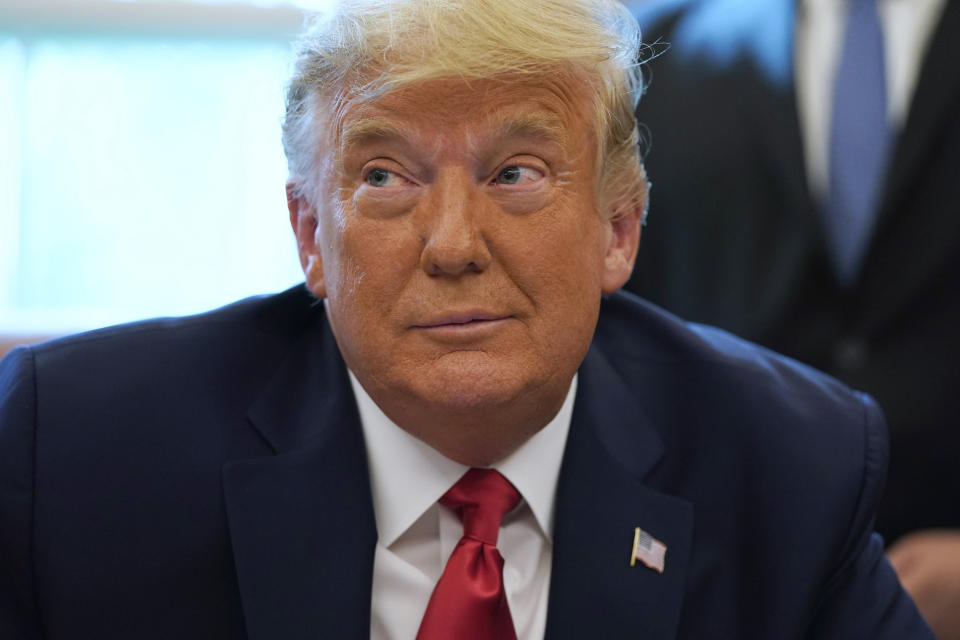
[631, 527, 667, 573]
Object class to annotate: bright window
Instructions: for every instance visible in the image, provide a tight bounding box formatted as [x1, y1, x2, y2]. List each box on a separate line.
[0, 0, 322, 335]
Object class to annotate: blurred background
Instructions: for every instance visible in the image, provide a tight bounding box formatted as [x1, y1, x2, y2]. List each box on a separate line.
[0, 0, 326, 343]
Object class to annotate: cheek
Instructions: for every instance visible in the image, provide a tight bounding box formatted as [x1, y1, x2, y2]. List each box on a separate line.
[324, 214, 419, 311]
[494, 205, 607, 360]
[315, 203, 366, 312]
[512, 208, 607, 296]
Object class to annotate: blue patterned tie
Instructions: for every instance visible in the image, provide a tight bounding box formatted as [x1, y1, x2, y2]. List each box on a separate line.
[826, 0, 890, 286]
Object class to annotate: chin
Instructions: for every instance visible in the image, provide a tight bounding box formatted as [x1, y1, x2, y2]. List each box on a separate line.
[411, 353, 538, 414]
[418, 374, 523, 414]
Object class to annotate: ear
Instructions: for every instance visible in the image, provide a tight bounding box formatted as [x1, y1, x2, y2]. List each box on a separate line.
[287, 182, 327, 299]
[600, 199, 644, 294]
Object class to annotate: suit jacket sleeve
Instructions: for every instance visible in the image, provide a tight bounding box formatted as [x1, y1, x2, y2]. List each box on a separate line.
[807, 393, 932, 638]
[0, 347, 44, 638]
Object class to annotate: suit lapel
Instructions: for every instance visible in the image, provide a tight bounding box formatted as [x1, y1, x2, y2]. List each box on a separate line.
[713, 0, 828, 314]
[221, 300, 696, 639]
[860, 0, 960, 310]
[545, 344, 694, 640]
[223, 315, 377, 640]
[876, 0, 960, 233]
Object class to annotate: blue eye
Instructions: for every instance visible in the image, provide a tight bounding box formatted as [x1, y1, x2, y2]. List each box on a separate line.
[498, 166, 522, 184]
[495, 165, 543, 186]
[367, 168, 391, 187]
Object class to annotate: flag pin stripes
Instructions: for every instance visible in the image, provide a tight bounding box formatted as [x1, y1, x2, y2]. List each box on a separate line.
[631, 527, 667, 573]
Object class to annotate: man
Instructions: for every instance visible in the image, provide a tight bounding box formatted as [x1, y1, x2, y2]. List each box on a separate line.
[624, 0, 960, 635]
[626, 0, 958, 543]
[0, 0, 933, 638]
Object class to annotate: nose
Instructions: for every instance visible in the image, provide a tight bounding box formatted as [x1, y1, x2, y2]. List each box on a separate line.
[420, 169, 492, 276]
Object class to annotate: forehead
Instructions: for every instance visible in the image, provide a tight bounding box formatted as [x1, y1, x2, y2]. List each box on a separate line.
[333, 73, 596, 155]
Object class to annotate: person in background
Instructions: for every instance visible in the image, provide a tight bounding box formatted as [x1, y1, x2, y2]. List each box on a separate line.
[0, 0, 933, 637]
[625, 0, 960, 636]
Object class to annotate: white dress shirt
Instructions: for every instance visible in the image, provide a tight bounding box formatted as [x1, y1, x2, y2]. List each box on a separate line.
[348, 370, 576, 640]
[795, 0, 946, 199]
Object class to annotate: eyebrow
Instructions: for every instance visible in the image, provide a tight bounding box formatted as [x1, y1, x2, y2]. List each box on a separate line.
[484, 111, 570, 150]
[339, 119, 410, 155]
[339, 110, 570, 156]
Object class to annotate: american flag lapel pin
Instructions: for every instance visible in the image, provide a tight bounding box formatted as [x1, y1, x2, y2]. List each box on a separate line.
[631, 527, 667, 573]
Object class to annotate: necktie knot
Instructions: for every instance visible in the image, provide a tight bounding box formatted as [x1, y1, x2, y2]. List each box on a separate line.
[439, 468, 520, 546]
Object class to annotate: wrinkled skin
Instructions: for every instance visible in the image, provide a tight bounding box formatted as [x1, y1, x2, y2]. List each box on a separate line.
[288, 74, 643, 465]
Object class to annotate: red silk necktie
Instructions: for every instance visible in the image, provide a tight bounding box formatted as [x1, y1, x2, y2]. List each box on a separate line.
[416, 468, 522, 640]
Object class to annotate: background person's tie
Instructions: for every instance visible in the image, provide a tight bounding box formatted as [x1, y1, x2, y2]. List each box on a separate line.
[826, 0, 891, 286]
[416, 468, 521, 640]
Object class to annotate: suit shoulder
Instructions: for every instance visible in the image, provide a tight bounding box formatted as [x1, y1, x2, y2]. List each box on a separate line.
[32, 284, 318, 365]
[631, 0, 696, 33]
[633, 0, 794, 84]
[596, 292, 888, 568]
[25, 285, 323, 413]
[596, 291, 883, 447]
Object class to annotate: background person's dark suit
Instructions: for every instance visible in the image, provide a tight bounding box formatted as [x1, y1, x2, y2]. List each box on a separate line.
[626, 0, 960, 543]
[0, 286, 932, 638]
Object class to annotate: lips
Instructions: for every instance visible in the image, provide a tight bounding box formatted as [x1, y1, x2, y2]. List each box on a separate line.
[414, 312, 509, 329]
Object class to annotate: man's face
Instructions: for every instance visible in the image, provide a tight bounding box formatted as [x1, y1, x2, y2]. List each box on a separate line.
[290, 73, 641, 463]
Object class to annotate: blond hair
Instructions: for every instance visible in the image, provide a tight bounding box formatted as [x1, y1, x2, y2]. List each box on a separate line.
[282, 0, 647, 220]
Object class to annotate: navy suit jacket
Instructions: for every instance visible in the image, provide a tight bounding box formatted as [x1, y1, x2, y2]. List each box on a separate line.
[0, 286, 932, 638]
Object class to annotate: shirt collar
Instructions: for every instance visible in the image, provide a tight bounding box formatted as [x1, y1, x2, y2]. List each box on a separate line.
[349, 370, 576, 548]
